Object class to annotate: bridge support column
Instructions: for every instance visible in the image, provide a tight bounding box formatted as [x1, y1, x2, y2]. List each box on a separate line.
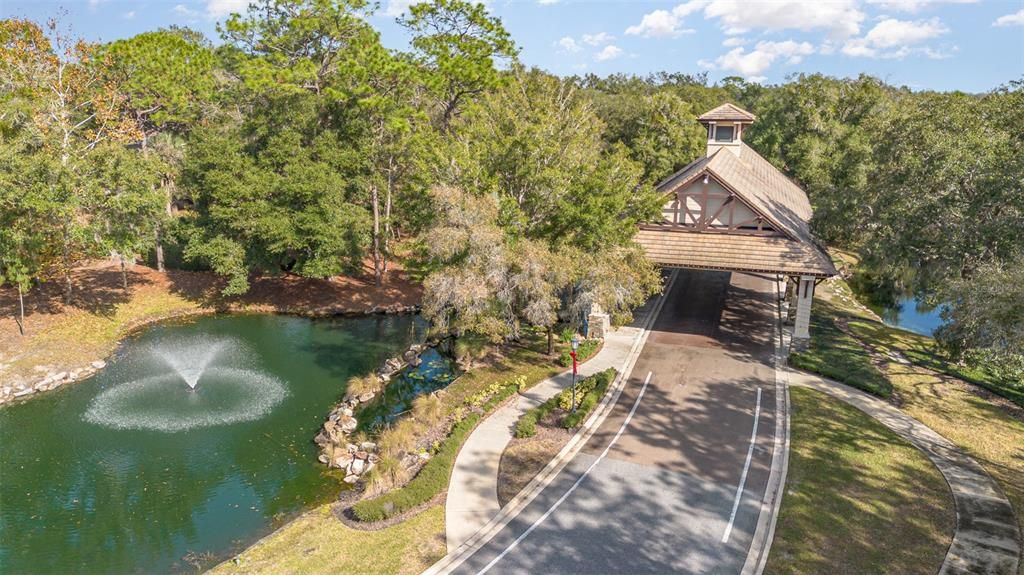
[793, 275, 815, 340]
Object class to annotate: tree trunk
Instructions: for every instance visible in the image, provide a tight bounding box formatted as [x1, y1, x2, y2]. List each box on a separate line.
[371, 184, 383, 286]
[383, 159, 394, 278]
[62, 219, 73, 303]
[120, 255, 129, 292]
[16, 285, 25, 336]
[155, 226, 165, 272]
[547, 326, 554, 356]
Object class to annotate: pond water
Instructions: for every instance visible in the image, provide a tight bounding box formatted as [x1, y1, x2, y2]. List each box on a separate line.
[868, 294, 946, 336]
[0, 313, 447, 574]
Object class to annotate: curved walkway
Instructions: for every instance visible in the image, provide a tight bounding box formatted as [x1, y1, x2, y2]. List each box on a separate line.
[444, 287, 664, 551]
[787, 368, 1021, 575]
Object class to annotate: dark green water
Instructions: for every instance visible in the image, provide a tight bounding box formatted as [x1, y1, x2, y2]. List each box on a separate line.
[0, 313, 427, 574]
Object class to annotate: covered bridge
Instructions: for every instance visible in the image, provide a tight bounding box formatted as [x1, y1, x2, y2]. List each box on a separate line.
[634, 103, 837, 339]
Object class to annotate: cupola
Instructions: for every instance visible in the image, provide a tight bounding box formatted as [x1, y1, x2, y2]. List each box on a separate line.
[697, 103, 756, 158]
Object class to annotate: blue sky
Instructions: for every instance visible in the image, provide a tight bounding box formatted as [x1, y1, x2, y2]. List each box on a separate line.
[3, 0, 1022, 91]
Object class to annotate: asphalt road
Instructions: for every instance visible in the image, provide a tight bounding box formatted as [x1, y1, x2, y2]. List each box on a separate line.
[448, 269, 780, 575]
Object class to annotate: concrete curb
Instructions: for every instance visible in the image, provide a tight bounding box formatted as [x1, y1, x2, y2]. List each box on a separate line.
[423, 270, 678, 575]
[789, 366, 1021, 575]
[740, 279, 792, 575]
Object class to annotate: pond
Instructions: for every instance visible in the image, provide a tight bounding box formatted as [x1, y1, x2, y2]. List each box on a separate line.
[0, 313, 449, 574]
[868, 294, 946, 337]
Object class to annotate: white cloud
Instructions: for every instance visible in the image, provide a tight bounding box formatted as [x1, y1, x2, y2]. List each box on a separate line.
[704, 0, 864, 39]
[722, 36, 747, 47]
[582, 32, 615, 46]
[538, 0, 560, 4]
[866, 0, 977, 12]
[556, 37, 581, 53]
[384, 0, 416, 17]
[842, 17, 949, 57]
[993, 9, 1024, 27]
[595, 45, 623, 62]
[625, 1, 705, 38]
[701, 40, 814, 78]
[173, 4, 201, 18]
[122, 10, 136, 19]
[206, 0, 248, 19]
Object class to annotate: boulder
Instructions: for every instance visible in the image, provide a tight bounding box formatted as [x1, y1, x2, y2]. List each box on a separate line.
[368, 453, 380, 463]
[357, 392, 375, 403]
[359, 441, 377, 451]
[355, 451, 368, 460]
[333, 453, 354, 469]
[318, 454, 329, 464]
[343, 474, 359, 484]
[350, 458, 365, 475]
[13, 388, 34, 398]
[91, 360, 106, 369]
[347, 443, 359, 453]
[53, 372, 68, 382]
[339, 416, 357, 433]
[364, 461, 375, 474]
[341, 407, 353, 417]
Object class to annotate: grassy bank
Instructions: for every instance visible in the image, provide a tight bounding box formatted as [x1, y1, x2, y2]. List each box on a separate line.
[207, 503, 445, 575]
[766, 387, 954, 575]
[792, 277, 1024, 575]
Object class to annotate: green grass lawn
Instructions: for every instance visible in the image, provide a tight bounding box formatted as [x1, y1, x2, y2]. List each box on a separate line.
[766, 387, 954, 575]
[789, 299, 891, 398]
[790, 276, 1024, 575]
[207, 503, 445, 575]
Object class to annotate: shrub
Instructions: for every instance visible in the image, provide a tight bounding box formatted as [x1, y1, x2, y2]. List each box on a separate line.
[412, 394, 444, 427]
[344, 373, 382, 401]
[363, 454, 410, 497]
[560, 326, 576, 343]
[351, 412, 482, 522]
[513, 395, 558, 439]
[562, 368, 616, 429]
[453, 332, 490, 363]
[377, 418, 420, 459]
[513, 368, 618, 437]
[558, 338, 600, 367]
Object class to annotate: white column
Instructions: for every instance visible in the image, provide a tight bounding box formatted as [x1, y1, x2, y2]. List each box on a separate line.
[793, 275, 815, 339]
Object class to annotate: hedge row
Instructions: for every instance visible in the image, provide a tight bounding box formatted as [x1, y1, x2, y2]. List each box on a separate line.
[513, 368, 617, 438]
[561, 368, 616, 428]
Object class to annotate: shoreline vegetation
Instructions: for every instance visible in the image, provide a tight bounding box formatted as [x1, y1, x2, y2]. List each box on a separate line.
[0, 259, 422, 406]
[209, 328, 602, 574]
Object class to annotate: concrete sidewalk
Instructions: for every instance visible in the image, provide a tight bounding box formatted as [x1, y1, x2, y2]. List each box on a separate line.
[443, 303, 657, 552]
[788, 369, 1021, 575]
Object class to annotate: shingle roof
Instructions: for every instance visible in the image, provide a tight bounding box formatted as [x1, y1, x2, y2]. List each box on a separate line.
[635, 225, 837, 277]
[655, 144, 814, 245]
[638, 107, 836, 278]
[697, 103, 756, 123]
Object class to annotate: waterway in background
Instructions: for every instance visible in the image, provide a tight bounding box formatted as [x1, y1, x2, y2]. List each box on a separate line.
[867, 294, 946, 336]
[0, 313, 449, 574]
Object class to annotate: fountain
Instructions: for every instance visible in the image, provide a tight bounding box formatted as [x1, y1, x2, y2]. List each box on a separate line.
[157, 339, 227, 390]
[83, 335, 289, 432]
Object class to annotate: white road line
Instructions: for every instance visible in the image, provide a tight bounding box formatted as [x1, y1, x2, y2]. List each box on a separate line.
[722, 386, 762, 544]
[476, 371, 655, 575]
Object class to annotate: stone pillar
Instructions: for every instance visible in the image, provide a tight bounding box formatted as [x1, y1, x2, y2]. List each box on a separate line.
[587, 302, 611, 339]
[793, 275, 815, 340]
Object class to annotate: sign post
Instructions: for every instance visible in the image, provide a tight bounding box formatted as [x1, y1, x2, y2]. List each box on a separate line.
[570, 334, 579, 412]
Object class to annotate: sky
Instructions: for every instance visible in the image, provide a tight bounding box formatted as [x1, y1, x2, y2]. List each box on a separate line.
[2, 0, 1023, 92]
